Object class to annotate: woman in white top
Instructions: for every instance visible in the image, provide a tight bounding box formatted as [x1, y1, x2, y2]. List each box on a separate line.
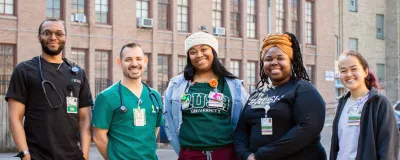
[329, 50, 399, 160]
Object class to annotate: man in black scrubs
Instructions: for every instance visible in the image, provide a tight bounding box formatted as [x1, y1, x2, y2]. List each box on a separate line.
[6, 19, 93, 160]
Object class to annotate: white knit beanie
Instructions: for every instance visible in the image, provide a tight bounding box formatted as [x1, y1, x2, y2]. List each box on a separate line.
[185, 32, 218, 55]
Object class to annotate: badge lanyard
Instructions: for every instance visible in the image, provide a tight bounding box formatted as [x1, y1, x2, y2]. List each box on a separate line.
[347, 93, 369, 126]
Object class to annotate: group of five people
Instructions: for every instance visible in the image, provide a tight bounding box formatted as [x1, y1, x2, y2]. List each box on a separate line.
[6, 19, 399, 160]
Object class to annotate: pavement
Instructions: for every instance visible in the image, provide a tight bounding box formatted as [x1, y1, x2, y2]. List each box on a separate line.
[0, 115, 336, 160]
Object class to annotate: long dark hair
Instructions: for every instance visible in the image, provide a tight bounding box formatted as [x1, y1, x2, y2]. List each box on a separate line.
[183, 48, 238, 81]
[339, 50, 379, 90]
[257, 32, 310, 88]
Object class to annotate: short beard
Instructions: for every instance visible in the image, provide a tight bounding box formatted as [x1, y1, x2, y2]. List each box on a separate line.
[40, 38, 65, 56]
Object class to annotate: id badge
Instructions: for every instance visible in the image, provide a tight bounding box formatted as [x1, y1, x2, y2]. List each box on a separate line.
[208, 91, 224, 102]
[261, 118, 273, 135]
[133, 109, 146, 126]
[348, 113, 361, 126]
[208, 99, 223, 108]
[182, 100, 190, 110]
[66, 96, 78, 114]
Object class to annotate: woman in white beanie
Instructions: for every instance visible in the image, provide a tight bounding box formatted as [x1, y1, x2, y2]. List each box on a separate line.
[163, 31, 249, 160]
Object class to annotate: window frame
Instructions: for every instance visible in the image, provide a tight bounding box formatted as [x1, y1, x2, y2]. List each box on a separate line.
[305, 0, 315, 44]
[247, 61, 258, 93]
[348, 38, 358, 51]
[376, 14, 384, 40]
[230, 0, 241, 37]
[136, 0, 152, 19]
[377, 63, 385, 84]
[212, 0, 224, 28]
[0, 44, 16, 95]
[306, 65, 315, 84]
[0, 0, 16, 16]
[71, 0, 89, 21]
[177, 0, 190, 32]
[70, 48, 89, 76]
[230, 60, 241, 78]
[158, 0, 171, 30]
[291, 0, 300, 39]
[247, 0, 257, 39]
[94, 50, 112, 96]
[348, 0, 357, 12]
[157, 54, 171, 95]
[177, 55, 186, 74]
[276, 0, 286, 33]
[46, 0, 64, 20]
[95, 0, 111, 24]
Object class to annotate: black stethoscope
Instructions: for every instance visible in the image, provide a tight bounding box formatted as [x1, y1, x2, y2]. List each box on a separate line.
[118, 80, 162, 118]
[38, 56, 79, 108]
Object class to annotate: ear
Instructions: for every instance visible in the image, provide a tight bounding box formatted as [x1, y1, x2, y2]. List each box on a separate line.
[116, 57, 122, 66]
[144, 54, 148, 66]
[364, 68, 369, 78]
[37, 35, 41, 42]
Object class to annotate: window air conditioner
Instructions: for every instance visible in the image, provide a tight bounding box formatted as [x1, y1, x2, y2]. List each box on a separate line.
[137, 18, 153, 28]
[213, 27, 226, 36]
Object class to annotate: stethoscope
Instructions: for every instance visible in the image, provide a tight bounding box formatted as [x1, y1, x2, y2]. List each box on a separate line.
[38, 55, 80, 108]
[118, 80, 162, 121]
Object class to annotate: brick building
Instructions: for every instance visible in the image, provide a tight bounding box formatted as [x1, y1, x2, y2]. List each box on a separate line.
[334, 0, 400, 103]
[0, 0, 336, 150]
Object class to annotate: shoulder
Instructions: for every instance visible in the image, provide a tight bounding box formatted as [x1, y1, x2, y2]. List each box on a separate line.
[98, 83, 119, 98]
[225, 77, 243, 86]
[293, 80, 318, 94]
[170, 74, 185, 83]
[149, 87, 162, 99]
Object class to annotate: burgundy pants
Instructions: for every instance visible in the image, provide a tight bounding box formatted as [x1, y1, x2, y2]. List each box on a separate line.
[178, 144, 238, 160]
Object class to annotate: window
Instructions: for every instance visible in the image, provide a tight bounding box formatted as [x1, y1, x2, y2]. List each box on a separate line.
[95, 51, 111, 97]
[377, 63, 385, 84]
[143, 53, 150, 86]
[0, 0, 13, 15]
[230, 0, 240, 37]
[69, 49, 87, 70]
[306, 65, 314, 84]
[305, 1, 313, 44]
[212, 0, 223, 28]
[158, 55, 170, 95]
[95, 0, 109, 23]
[178, 56, 186, 73]
[230, 60, 240, 77]
[158, 0, 170, 30]
[71, 0, 86, 15]
[247, 61, 257, 93]
[47, 0, 62, 19]
[136, 0, 149, 18]
[376, 14, 384, 39]
[336, 88, 347, 97]
[177, 0, 189, 32]
[247, 0, 256, 38]
[348, 0, 357, 12]
[276, 0, 284, 33]
[292, 0, 299, 38]
[0, 45, 14, 96]
[348, 38, 358, 51]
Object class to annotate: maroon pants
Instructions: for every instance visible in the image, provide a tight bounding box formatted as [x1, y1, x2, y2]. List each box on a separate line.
[178, 144, 238, 160]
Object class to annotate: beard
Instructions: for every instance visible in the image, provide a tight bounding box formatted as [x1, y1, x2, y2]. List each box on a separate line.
[40, 38, 65, 56]
[122, 65, 143, 80]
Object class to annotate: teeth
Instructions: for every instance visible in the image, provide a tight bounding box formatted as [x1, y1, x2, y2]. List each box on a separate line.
[271, 69, 280, 74]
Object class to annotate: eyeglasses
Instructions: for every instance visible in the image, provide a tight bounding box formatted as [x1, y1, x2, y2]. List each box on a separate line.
[40, 30, 65, 38]
[39, 56, 64, 108]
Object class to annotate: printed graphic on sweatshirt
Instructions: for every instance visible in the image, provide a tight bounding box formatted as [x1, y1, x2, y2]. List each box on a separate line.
[248, 90, 284, 107]
[183, 93, 230, 114]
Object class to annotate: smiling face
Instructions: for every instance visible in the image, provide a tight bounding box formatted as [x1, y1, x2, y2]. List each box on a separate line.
[338, 55, 369, 91]
[188, 45, 214, 73]
[263, 46, 292, 85]
[117, 46, 148, 80]
[38, 21, 66, 56]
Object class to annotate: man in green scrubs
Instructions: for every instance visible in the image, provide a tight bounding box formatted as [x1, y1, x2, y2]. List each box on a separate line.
[92, 43, 163, 160]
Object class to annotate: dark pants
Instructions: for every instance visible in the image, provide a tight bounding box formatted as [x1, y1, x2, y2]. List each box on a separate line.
[178, 144, 238, 160]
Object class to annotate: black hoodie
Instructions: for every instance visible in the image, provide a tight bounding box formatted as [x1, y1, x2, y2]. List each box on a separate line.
[234, 79, 326, 160]
[329, 88, 399, 160]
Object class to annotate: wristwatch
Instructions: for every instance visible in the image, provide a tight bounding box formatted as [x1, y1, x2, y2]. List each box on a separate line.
[14, 150, 29, 158]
